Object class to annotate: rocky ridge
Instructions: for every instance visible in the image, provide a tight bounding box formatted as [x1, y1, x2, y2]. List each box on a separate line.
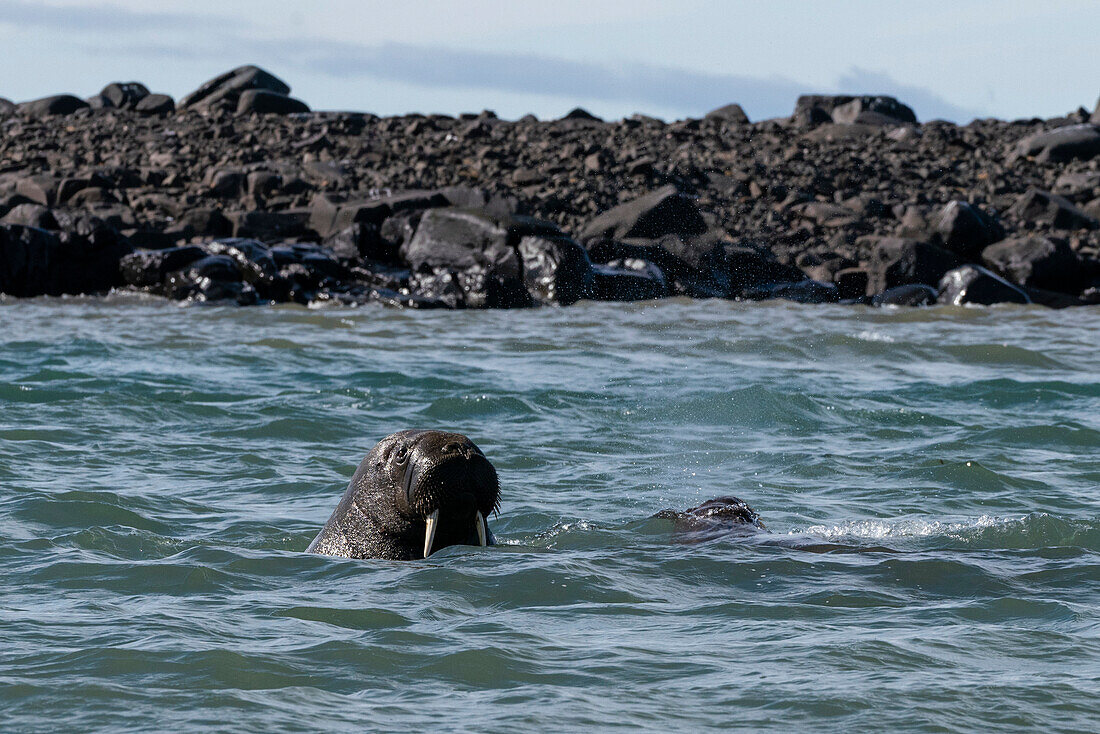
[3, 66, 1100, 309]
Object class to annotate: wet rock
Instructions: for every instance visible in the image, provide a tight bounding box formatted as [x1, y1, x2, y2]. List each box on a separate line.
[0, 223, 131, 296]
[120, 246, 208, 288]
[981, 236, 1087, 293]
[237, 89, 310, 115]
[591, 259, 669, 301]
[163, 254, 258, 304]
[517, 235, 595, 305]
[1006, 189, 1099, 230]
[834, 267, 870, 300]
[1012, 124, 1100, 163]
[866, 237, 961, 295]
[580, 186, 707, 242]
[871, 284, 938, 307]
[938, 265, 1030, 306]
[743, 278, 839, 304]
[17, 95, 89, 117]
[179, 65, 291, 112]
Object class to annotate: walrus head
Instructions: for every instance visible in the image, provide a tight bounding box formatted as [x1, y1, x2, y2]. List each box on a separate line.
[654, 496, 766, 544]
[307, 430, 500, 560]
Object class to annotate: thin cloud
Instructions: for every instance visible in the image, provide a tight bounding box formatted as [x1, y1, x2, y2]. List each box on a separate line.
[0, 0, 244, 31]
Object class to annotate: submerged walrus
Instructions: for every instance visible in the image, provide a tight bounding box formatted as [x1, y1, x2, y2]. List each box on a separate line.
[307, 429, 500, 560]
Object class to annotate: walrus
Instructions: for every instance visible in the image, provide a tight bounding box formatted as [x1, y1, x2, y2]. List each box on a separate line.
[656, 496, 896, 553]
[307, 429, 500, 560]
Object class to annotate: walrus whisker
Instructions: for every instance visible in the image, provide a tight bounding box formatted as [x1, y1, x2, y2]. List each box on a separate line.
[423, 509, 439, 558]
[476, 511, 487, 546]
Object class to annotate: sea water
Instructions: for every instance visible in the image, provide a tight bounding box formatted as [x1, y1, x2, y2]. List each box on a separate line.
[1, 296, 1098, 732]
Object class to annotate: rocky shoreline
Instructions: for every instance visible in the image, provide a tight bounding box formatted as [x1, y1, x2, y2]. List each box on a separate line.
[2, 65, 1100, 309]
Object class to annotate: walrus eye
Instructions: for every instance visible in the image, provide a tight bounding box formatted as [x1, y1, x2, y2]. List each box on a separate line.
[394, 445, 409, 466]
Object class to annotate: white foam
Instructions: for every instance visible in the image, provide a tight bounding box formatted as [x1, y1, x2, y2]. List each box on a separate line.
[855, 329, 896, 343]
[795, 514, 1025, 540]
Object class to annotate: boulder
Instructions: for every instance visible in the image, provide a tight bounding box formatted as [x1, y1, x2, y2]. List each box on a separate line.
[723, 242, 806, 291]
[705, 104, 749, 124]
[580, 186, 707, 242]
[17, 95, 89, 117]
[99, 82, 150, 110]
[517, 235, 595, 305]
[179, 65, 291, 111]
[1, 203, 58, 230]
[1012, 124, 1100, 163]
[981, 236, 1087, 293]
[794, 95, 917, 126]
[866, 237, 961, 294]
[743, 279, 839, 304]
[871, 284, 938, 307]
[561, 108, 603, 122]
[400, 208, 554, 308]
[0, 224, 131, 297]
[1006, 189, 1099, 230]
[933, 200, 1005, 259]
[938, 265, 1030, 306]
[229, 209, 314, 240]
[120, 246, 208, 288]
[163, 254, 258, 304]
[236, 89, 310, 115]
[591, 260, 669, 301]
[0, 97, 15, 115]
[134, 94, 175, 115]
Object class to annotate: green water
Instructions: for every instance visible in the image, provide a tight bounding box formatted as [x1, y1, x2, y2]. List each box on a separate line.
[1, 296, 1098, 732]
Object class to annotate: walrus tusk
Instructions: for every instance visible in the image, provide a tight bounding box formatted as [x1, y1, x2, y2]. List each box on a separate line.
[423, 510, 439, 558]
[475, 511, 487, 546]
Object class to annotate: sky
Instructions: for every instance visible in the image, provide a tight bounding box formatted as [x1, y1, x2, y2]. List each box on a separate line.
[0, 0, 1097, 123]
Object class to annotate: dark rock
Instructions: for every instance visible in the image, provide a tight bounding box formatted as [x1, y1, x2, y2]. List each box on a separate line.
[561, 108, 603, 122]
[229, 209, 313, 240]
[517, 235, 595, 305]
[120, 246, 207, 288]
[591, 260, 669, 301]
[17, 95, 89, 117]
[1, 203, 58, 230]
[743, 279, 839, 304]
[134, 94, 175, 115]
[408, 271, 465, 309]
[933, 200, 1004, 259]
[163, 254, 258, 304]
[326, 222, 397, 265]
[833, 268, 870, 300]
[402, 208, 516, 273]
[866, 237, 961, 294]
[871, 284, 938, 307]
[0, 223, 131, 297]
[15, 175, 59, 207]
[1006, 189, 1099, 230]
[580, 186, 707, 241]
[100, 82, 150, 110]
[981, 236, 1086, 293]
[1012, 124, 1100, 163]
[723, 242, 806, 291]
[179, 65, 291, 111]
[705, 104, 749, 124]
[794, 95, 917, 126]
[237, 90, 310, 115]
[204, 238, 281, 295]
[938, 265, 1030, 306]
[0, 97, 15, 115]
